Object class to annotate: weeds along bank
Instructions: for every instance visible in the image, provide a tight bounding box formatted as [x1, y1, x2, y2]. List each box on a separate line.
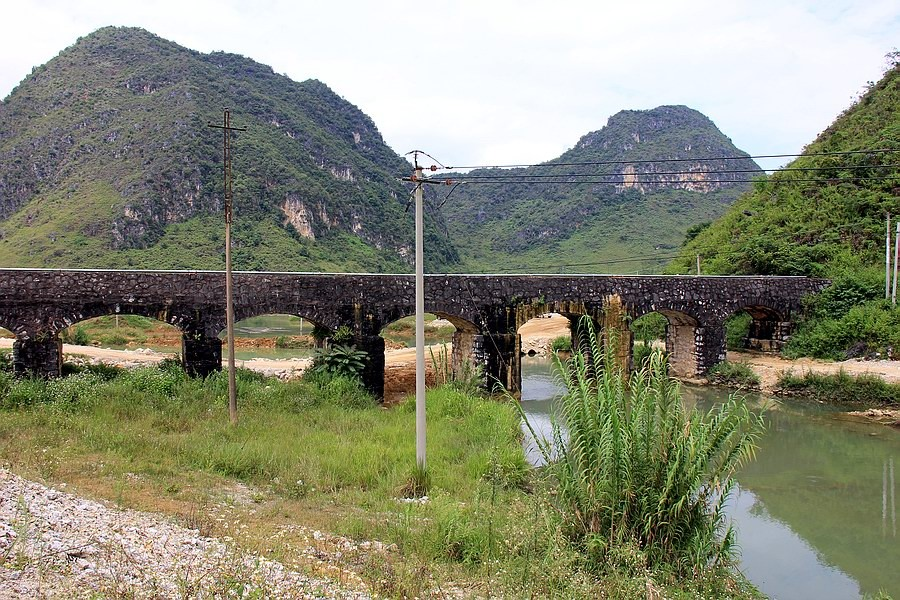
[0, 356, 760, 598]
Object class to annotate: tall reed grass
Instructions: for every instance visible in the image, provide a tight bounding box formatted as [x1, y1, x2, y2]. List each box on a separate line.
[522, 317, 765, 577]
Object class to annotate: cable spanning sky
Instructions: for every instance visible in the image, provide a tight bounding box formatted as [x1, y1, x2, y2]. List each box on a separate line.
[1, 1, 897, 171]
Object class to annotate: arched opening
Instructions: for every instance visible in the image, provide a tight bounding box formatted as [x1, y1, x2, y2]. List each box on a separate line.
[730, 306, 788, 353]
[630, 312, 667, 369]
[379, 313, 460, 403]
[58, 314, 181, 367]
[630, 308, 701, 378]
[61, 315, 181, 352]
[220, 313, 320, 378]
[516, 313, 573, 464]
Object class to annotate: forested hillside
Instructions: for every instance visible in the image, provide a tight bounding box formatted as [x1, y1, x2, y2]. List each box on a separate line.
[0, 26, 458, 272]
[439, 105, 761, 273]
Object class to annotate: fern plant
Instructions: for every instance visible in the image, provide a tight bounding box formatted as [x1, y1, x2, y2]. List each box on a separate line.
[311, 344, 368, 380]
[521, 317, 764, 577]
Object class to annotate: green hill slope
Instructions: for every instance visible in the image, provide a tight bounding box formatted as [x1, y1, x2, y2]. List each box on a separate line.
[0, 26, 457, 272]
[667, 62, 900, 359]
[439, 106, 761, 273]
[668, 64, 899, 278]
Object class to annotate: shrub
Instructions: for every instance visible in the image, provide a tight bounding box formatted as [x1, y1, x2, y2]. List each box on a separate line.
[520, 317, 764, 576]
[708, 361, 761, 389]
[777, 370, 900, 405]
[274, 335, 310, 349]
[550, 336, 572, 353]
[630, 313, 666, 342]
[331, 325, 354, 345]
[725, 312, 751, 350]
[61, 325, 90, 346]
[0, 350, 12, 373]
[120, 366, 185, 397]
[311, 344, 368, 380]
[631, 342, 658, 370]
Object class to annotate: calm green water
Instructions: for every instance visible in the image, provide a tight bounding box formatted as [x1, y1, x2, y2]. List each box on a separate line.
[519, 356, 900, 600]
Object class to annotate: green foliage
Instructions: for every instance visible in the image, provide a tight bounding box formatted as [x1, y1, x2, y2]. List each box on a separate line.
[549, 335, 572, 353]
[684, 221, 712, 244]
[331, 325, 354, 345]
[631, 313, 666, 368]
[300, 371, 376, 409]
[310, 344, 368, 380]
[429, 344, 483, 396]
[669, 63, 900, 279]
[632, 342, 656, 369]
[631, 313, 666, 341]
[60, 325, 89, 346]
[778, 370, 900, 405]
[0, 358, 758, 597]
[725, 312, 752, 350]
[785, 272, 900, 360]
[708, 361, 761, 390]
[520, 318, 765, 576]
[273, 335, 309, 349]
[665, 63, 900, 360]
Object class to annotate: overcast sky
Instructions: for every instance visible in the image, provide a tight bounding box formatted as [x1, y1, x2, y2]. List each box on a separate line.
[2, 1, 897, 171]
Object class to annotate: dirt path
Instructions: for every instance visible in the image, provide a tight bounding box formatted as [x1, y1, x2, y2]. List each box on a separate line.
[726, 350, 900, 393]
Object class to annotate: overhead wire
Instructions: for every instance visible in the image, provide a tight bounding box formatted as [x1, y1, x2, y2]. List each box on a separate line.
[445, 175, 900, 186]
[403, 146, 898, 274]
[426, 148, 898, 172]
[448, 163, 900, 180]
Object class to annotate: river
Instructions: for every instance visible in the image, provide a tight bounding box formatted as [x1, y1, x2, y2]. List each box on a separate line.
[519, 356, 900, 600]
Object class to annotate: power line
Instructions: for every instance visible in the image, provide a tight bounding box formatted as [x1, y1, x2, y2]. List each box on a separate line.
[447, 163, 900, 181]
[426, 148, 898, 172]
[450, 175, 900, 186]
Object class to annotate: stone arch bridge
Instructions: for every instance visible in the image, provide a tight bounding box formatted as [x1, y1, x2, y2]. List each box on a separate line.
[0, 269, 828, 396]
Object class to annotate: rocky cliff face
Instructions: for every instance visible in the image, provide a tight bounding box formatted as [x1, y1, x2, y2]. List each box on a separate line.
[573, 106, 760, 194]
[0, 26, 458, 271]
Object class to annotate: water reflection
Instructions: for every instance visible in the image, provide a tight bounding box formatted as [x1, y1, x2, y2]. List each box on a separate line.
[519, 356, 900, 600]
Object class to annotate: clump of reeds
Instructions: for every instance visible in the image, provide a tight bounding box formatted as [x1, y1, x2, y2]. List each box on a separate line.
[522, 317, 764, 577]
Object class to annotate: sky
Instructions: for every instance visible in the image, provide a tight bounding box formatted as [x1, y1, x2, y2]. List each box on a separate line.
[1, 1, 897, 171]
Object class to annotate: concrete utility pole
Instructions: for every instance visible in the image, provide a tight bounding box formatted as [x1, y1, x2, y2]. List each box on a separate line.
[209, 108, 246, 425]
[893, 222, 900, 307]
[413, 161, 426, 473]
[887, 213, 892, 300]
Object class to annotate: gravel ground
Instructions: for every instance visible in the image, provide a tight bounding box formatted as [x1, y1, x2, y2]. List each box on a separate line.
[0, 469, 371, 599]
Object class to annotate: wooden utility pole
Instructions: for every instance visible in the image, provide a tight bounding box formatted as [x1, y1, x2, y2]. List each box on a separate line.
[209, 108, 246, 425]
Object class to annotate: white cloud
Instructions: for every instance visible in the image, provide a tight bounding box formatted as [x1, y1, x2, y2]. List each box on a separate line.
[1, 0, 897, 169]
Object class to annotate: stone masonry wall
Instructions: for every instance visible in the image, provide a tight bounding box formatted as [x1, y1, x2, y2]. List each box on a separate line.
[0, 269, 830, 393]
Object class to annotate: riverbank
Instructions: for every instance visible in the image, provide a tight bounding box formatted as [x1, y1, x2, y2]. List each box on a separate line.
[0, 352, 759, 599]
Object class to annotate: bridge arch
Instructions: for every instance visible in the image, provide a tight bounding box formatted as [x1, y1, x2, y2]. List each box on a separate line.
[727, 303, 792, 353]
